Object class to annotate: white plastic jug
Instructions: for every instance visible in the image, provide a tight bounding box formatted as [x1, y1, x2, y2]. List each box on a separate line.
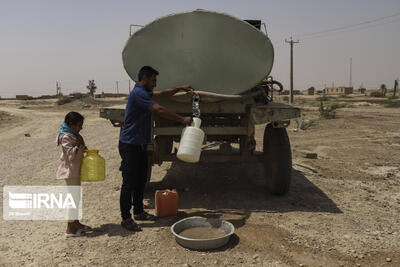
[177, 118, 205, 163]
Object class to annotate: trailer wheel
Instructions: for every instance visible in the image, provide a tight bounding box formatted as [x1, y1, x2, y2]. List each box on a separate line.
[263, 123, 292, 195]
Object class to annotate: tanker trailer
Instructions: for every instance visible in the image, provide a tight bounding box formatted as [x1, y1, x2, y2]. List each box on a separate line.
[100, 10, 300, 195]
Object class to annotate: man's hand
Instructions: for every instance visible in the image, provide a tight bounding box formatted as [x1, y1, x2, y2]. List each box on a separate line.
[177, 84, 194, 92]
[181, 116, 193, 125]
[149, 104, 193, 125]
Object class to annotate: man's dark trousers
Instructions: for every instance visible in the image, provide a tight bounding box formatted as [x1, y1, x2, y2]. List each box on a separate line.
[118, 141, 148, 220]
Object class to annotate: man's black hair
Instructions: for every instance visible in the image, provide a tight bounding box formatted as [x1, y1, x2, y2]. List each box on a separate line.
[64, 111, 84, 126]
[138, 66, 159, 81]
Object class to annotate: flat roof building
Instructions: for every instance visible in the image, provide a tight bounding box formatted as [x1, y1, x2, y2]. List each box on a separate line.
[324, 87, 353, 95]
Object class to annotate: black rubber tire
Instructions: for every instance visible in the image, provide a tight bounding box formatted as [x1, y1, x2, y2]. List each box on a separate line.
[263, 124, 292, 195]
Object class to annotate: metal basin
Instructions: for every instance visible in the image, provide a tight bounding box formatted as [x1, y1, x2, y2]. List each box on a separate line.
[171, 216, 235, 250]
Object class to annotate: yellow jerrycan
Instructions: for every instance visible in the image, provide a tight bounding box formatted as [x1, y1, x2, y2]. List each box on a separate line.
[80, 149, 105, 181]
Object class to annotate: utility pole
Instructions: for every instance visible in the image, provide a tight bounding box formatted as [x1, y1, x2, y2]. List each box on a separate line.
[56, 81, 61, 96]
[116, 81, 119, 94]
[285, 37, 299, 104]
[128, 80, 131, 93]
[349, 57, 353, 88]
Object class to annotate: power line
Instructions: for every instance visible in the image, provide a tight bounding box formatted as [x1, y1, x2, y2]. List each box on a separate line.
[300, 16, 400, 41]
[294, 11, 400, 38]
[271, 11, 400, 45]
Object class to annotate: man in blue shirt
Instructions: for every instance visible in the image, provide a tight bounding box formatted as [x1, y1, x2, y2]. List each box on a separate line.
[119, 66, 192, 231]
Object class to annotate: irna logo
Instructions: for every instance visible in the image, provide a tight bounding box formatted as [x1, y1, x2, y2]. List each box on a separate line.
[8, 192, 77, 209]
[4, 185, 82, 220]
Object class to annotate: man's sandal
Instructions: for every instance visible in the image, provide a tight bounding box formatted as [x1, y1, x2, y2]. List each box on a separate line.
[134, 211, 156, 221]
[121, 218, 142, 232]
[65, 229, 85, 238]
[79, 224, 92, 231]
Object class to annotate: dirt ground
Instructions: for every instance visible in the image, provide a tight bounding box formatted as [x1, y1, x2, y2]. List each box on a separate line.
[0, 96, 399, 266]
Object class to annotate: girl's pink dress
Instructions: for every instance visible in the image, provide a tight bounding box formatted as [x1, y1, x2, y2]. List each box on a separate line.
[56, 133, 85, 180]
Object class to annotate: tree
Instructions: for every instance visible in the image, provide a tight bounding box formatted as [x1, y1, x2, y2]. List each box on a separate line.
[380, 84, 387, 97]
[394, 79, 398, 97]
[87, 80, 97, 97]
[306, 86, 315, 95]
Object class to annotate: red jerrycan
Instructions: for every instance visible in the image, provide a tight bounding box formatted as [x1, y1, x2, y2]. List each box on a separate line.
[155, 189, 178, 217]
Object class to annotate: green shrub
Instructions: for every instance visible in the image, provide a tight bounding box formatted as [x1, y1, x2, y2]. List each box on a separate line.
[316, 95, 334, 101]
[311, 101, 321, 107]
[57, 97, 74, 105]
[370, 91, 385, 97]
[330, 103, 345, 109]
[330, 102, 354, 109]
[339, 94, 351, 98]
[283, 96, 289, 101]
[18, 106, 27, 109]
[295, 116, 317, 131]
[319, 100, 338, 119]
[388, 95, 399, 100]
[384, 101, 400, 108]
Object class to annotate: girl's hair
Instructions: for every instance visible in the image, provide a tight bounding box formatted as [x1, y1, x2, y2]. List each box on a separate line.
[64, 111, 84, 126]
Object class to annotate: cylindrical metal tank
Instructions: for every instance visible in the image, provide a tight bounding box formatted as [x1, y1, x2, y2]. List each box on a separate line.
[122, 9, 274, 95]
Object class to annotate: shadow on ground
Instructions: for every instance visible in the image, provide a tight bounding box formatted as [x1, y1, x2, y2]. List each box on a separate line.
[85, 223, 140, 238]
[141, 161, 342, 229]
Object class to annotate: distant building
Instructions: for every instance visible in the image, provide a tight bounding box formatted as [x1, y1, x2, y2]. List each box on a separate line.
[324, 87, 353, 95]
[307, 87, 315, 95]
[293, 90, 302, 95]
[37, 95, 58, 99]
[100, 93, 128, 98]
[16, 95, 33, 100]
[69, 93, 86, 99]
[280, 90, 302, 95]
[358, 88, 366, 94]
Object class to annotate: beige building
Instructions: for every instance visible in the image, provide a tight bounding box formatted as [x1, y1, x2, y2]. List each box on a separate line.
[324, 87, 353, 95]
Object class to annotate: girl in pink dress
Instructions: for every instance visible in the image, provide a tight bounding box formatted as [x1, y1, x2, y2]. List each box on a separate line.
[56, 111, 91, 237]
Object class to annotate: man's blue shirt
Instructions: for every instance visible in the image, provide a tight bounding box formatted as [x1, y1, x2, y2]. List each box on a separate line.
[119, 84, 156, 145]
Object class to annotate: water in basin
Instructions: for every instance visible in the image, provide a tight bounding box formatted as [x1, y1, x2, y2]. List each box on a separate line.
[179, 227, 226, 239]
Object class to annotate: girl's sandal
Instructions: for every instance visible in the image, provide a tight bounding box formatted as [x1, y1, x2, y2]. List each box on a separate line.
[134, 211, 156, 221]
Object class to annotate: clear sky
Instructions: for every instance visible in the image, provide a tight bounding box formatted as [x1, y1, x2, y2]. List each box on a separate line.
[0, 0, 399, 98]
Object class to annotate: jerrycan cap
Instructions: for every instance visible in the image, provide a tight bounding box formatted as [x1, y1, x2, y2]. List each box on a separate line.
[86, 149, 100, 154]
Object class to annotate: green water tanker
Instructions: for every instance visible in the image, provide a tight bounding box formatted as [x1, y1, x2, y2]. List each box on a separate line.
[100, 10, 300, 195]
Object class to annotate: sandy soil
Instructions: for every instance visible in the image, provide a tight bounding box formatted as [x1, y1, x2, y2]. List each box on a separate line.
[0, 97, 399, 266]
